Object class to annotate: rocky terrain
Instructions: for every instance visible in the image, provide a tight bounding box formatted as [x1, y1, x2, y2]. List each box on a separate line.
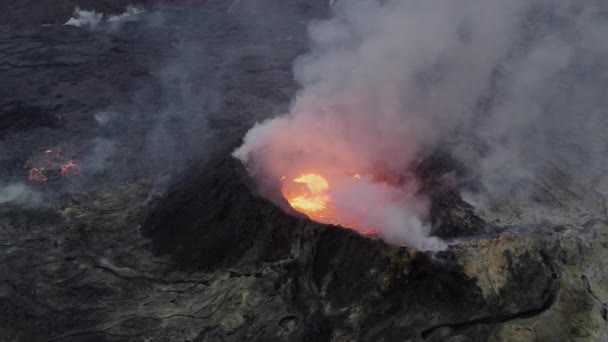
[1, 1, 608, 341]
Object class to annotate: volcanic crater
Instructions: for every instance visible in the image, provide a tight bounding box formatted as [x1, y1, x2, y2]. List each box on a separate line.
[139, 148, 563, 341]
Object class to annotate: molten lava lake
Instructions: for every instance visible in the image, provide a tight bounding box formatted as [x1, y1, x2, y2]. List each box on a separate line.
[279, 171, 416, 235]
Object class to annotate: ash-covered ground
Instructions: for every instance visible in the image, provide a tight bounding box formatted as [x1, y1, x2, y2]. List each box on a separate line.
[2, 1, 608, 341]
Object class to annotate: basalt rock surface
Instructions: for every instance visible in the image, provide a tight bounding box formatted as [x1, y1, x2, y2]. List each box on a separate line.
[1, 1, 608, 341]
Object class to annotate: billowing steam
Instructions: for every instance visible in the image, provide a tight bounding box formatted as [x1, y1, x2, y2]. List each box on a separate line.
[234, 0, 608, 249]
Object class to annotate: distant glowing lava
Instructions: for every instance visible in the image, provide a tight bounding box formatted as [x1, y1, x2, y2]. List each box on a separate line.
[60, 161, 80, 178]
[28, 167, 48, 182]
[25, 148, 80, 182]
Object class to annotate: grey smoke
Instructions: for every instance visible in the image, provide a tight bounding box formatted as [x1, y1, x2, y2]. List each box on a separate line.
[83, 137, 117, 175]
[449, 1, 608, 207]
[0, 183, 42, 206]
[142, 38, 219, 173]
[94, 111, 117, 126]
[63, 9, 226, 188]
[234, 0, 608, 249]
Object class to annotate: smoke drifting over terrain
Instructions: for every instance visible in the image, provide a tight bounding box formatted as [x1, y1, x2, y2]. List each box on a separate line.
[0, 183, 41, 206]
[235, 0, 608, 248]
[65, 5, 144, 31]
[0, 2, 310, 201]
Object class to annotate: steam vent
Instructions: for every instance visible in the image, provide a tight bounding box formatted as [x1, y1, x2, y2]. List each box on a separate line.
[2, 1, 608, 341]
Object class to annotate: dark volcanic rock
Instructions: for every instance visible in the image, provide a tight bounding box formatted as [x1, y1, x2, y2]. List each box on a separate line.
[0, 101, 58, 137]
[415, 153, 487, 239]
[143, 150, 297, 270]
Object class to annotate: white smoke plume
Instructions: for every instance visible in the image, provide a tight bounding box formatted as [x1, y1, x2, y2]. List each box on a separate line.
[64, 8, 103, 29]
[64, 5, 144, 31]
[107, 5, 145, 26]
[234, 0, 608, 249]
[0, 183, 42, 206]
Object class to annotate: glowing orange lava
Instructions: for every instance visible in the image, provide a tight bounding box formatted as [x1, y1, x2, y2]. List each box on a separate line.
[60, 161, 80, 178]
[280, 172, 373, 231]
[281, 173, 330, 214]
[29, 167, 48, 182]
[25, 148, 80, 182]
